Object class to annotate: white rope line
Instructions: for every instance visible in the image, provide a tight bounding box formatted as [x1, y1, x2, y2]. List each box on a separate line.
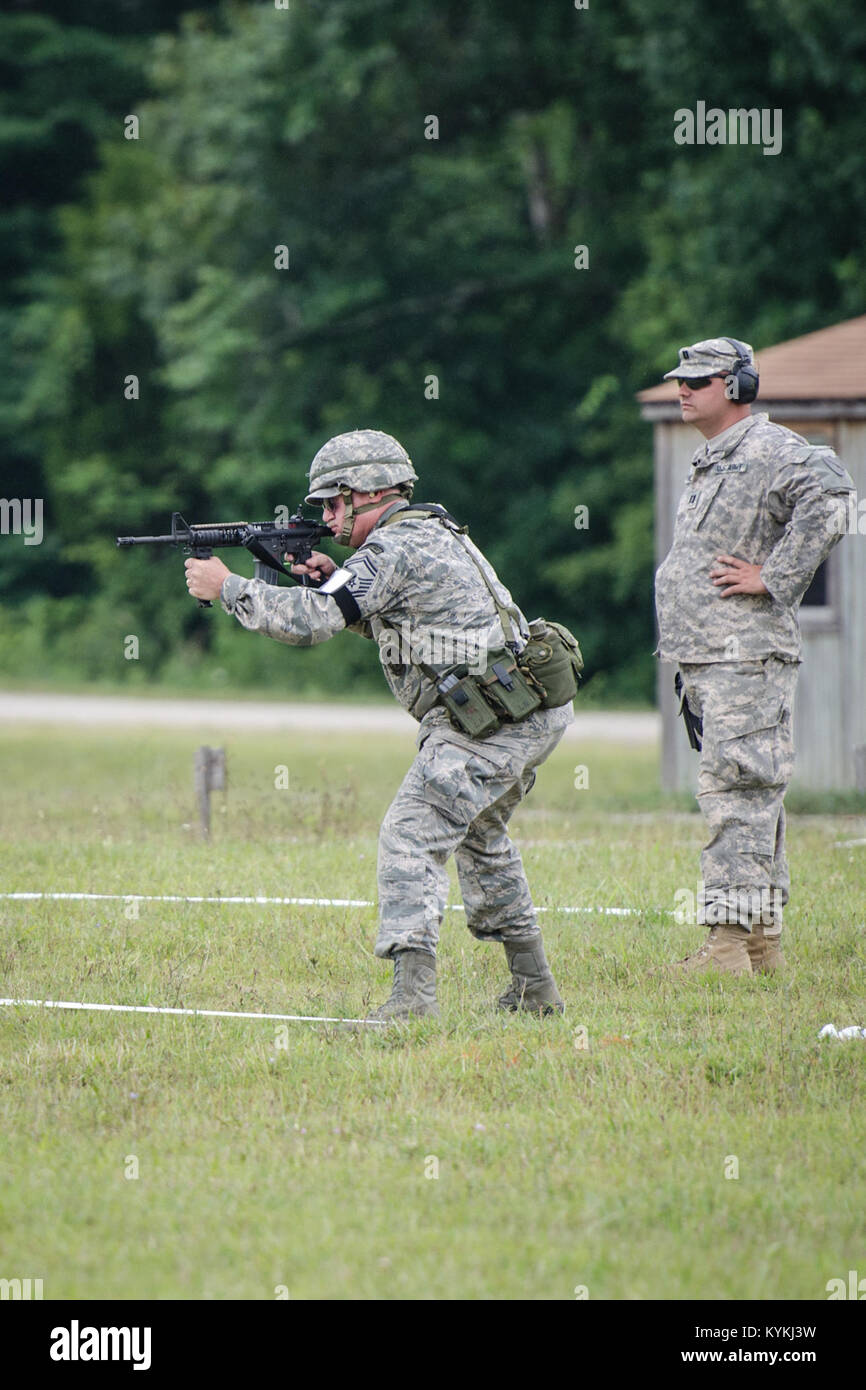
[0, 891, 652, 917]
[0, 997, 385, 1027]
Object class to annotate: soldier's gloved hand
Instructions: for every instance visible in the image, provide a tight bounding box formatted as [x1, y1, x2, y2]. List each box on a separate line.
[710, 554, 769, 597]
[289, 551, 336, 587]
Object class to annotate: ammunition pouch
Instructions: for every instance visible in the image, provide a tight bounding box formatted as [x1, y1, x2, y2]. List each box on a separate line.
[435, 668, 502, 738]
[434, 649, 541, 738]
[480, 650, 545, 720]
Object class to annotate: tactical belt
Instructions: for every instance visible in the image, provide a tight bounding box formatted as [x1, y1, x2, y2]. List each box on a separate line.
[370, 504, 582, 738]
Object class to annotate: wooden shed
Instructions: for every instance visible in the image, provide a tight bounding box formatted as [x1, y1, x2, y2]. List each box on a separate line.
[638, 314, 866, 793]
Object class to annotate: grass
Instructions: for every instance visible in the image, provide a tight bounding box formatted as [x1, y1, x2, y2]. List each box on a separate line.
[0, 724, 864, 1300]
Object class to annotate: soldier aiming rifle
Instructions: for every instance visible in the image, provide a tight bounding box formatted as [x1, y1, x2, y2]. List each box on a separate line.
[184, 430, 583, 1022]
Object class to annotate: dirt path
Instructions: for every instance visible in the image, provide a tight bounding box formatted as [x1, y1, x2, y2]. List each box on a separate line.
[0, 692, 659, 743]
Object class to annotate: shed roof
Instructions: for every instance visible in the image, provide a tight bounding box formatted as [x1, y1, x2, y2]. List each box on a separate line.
[637, 313, 866, 405]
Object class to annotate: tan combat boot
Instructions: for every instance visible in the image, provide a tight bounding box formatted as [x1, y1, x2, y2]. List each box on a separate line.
[669, 924, 752, 976]
[745, 926, 784, 974]
[366, 948, 440, 1022]
[498, 936, 565, 1015]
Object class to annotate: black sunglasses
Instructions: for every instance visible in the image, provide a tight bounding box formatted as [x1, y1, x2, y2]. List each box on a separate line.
[676, 375, 726, 390]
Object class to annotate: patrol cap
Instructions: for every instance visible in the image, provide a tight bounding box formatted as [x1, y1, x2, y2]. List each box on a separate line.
[305, 429, 418, 504]
[663, 337, 755, 380]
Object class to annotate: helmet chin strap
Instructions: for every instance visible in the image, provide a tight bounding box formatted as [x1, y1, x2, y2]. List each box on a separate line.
[338, 489, 403, 547]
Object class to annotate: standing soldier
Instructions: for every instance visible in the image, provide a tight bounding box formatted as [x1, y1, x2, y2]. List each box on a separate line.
[184, 430, 582, 1019]
[655, 338, 854, 975]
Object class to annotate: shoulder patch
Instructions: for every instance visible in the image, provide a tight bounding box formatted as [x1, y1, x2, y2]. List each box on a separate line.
[787, 444, 834, 467]
[787, 445, 855, 492]
[813, 449, 847, 477]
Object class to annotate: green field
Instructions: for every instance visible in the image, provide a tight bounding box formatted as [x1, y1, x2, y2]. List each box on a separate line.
[1, 724, 864, 1300]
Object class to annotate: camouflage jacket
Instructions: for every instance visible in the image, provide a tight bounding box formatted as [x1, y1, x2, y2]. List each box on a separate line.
[220, 499, 532, 724]
[654, 413, 854, 663]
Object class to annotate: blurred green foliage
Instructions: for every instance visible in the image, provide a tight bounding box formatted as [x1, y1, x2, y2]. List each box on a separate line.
[1, 0, 864, 698]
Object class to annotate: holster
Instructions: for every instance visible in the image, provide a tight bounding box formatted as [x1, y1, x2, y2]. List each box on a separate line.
[675, 671, 703, 752]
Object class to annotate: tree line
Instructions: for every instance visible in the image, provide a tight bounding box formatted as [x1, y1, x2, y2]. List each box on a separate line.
[1, 0, 863, 699]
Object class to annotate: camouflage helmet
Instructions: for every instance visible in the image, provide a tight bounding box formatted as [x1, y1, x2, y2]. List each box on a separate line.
[305, 429, 418, 504]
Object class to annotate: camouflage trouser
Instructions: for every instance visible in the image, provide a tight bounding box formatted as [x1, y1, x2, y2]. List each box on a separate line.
[678, 657, 799, 933]
[375, 704, 572, 958]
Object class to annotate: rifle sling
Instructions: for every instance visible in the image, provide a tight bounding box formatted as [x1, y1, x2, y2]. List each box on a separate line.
[244, 535, 294, 578]
[377, 504, 522, 657]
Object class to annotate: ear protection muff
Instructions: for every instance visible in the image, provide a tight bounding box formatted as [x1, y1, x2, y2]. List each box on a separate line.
[723, 337, 759, 404]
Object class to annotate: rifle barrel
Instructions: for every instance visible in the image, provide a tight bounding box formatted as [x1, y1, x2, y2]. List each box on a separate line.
[116, 535, 176, 546]
[116, 519, 330, 549]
